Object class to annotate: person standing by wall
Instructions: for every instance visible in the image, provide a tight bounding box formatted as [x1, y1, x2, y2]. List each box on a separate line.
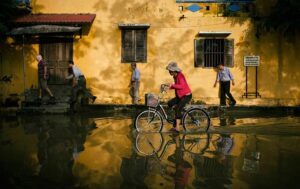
[130, 63, 140, 105]
[213, 64, 236, 107]
[36, 54, 55, 102]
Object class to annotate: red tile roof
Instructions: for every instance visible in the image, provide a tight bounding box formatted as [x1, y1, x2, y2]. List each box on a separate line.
[14, 14, 96, 24]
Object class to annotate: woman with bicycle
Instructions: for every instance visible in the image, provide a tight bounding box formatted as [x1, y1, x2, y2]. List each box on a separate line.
[166, 61, 192, 133]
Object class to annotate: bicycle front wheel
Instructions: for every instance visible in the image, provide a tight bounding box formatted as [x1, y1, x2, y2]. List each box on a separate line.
[183, 108, 210, 133]
[135, 110, 163, 132]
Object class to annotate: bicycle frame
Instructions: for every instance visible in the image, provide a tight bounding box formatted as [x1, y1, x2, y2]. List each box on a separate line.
[148, 104, 173, 123]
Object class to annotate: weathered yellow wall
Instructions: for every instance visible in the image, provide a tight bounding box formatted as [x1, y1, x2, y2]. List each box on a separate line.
[1, 0, 300, 105]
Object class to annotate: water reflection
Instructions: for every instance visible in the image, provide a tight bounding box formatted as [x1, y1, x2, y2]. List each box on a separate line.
[0, 115, 96, 189]
[132, 132, 235, 189]
[1, 115, 300, 188]
[193, 134, 234, 189]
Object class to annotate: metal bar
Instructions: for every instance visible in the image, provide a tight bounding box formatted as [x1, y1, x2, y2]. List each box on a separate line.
[246, 66, 248, 98]
[22, 35, 26, 92]
[255, 66, 258, 98]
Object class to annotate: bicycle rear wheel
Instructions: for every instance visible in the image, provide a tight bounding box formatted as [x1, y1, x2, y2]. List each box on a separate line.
[183, 133, 210, 156]
[182, 108, 210, 133]
[135, 133, 163, 156]
[135, 110, 163, 132]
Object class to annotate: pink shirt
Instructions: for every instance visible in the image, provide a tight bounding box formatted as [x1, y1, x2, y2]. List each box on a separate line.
[170, 72, 192, 98]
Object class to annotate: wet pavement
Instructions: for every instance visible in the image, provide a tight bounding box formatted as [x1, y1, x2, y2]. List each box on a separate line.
[1, 114, 300, 189]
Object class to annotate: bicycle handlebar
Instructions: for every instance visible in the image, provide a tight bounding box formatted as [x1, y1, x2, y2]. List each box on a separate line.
[160, 84, 169, 93]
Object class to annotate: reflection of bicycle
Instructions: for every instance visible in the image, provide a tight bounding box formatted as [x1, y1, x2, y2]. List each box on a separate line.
[134, 133, 211, 157]
[134, 84, 211, 133]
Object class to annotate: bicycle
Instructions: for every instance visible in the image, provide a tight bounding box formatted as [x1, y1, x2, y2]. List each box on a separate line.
[133, 132, 211, 181]
[134, 84, 211, 133]
[134, 132, 211, 157]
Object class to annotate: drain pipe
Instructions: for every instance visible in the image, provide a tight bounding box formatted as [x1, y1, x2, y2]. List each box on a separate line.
[22, 34, 26, 92]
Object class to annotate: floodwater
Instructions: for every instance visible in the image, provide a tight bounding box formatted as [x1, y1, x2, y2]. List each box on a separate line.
[1, 114, 300, 189]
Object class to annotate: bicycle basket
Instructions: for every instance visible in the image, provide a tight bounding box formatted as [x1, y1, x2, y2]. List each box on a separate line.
[145, 93, 159, 107]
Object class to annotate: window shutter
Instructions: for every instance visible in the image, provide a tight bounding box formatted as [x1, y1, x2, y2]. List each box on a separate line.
[135, 30, 147, 62]
[194, 39, 205, 67]
[121, 30, 134, 62]
[224, 39, 234, 67]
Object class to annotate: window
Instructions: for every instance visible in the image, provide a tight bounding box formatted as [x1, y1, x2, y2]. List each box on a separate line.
[195, 38, 234, 68]
[121, 29, 147, 63]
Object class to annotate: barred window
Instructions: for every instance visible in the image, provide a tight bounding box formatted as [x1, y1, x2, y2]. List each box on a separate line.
[121, 29, 147, 63]
[195, 38, 234, 68]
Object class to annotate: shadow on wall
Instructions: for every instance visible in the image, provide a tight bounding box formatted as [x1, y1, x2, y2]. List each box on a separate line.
[85, 0, 209, 103]
[0, 37, 38, 106]
[224, 0, 300, 101]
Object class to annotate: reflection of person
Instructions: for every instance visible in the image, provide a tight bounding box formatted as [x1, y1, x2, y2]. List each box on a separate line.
[213, 134, 234, 162]
[213, 64, 236, 107]
[193, 134, 234, 188]
[167, 134, 192, 189]
[130, 63, 140, 104]
[66, 61, 96, 103]
[166, 61, 192, 133]
[36, 55, 55, 101]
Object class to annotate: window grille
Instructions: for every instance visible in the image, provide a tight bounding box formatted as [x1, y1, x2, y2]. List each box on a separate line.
[195, 38, 234, 68]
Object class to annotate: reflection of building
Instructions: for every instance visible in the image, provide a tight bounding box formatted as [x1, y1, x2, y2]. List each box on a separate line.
[1, 0, 300, 106]
[193, 134, 235, 188]
[193, 156, 234, 188]
[0, 115, 96, 189]
[120, 154, 149, 189]
[35, 116, 95, 188]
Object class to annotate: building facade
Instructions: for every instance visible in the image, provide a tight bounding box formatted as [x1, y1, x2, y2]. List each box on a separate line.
[1, 0, 300, 106]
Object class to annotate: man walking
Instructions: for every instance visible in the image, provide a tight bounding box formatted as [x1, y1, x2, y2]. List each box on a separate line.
[36, 55, 55, 102]
[213, 64, 236, 107]
[130, 63, 140, 104]
[66, 61, 96, 103]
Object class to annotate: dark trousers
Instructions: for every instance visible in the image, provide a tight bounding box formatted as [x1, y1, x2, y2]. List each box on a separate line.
[72, 76, 94, 102]
[220, 81, 236, 105]
[168, 94, 192, 119]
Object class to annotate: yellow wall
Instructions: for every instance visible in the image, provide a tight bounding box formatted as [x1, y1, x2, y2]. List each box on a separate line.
[1, 0, 300, 105]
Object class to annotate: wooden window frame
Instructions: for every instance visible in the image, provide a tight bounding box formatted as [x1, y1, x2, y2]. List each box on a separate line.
[121, 29, 147, 63]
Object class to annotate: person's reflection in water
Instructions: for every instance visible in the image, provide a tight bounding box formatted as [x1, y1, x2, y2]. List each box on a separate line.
[166, 134, 192, 189]
[213, 134, 234, 163]
[193, 134, 234, 189]
[37, 116, 95, 189]
[219, 114, 236, 127]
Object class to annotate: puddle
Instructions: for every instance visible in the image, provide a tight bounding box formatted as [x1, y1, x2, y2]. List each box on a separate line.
[0, 115, 300, 188]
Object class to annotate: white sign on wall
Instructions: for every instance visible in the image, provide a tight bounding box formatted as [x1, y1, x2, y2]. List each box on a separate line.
[244, 56, 260, 66]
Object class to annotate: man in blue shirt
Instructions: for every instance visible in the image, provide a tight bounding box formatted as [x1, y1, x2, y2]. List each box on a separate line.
[214, 64, 236, 106]
[130, 63, 140, 104]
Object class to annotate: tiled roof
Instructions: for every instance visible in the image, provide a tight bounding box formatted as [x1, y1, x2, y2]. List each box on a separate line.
[14, 14, 96, 24]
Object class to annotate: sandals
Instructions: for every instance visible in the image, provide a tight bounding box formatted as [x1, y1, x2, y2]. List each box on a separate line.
[169, 127, 180, 133]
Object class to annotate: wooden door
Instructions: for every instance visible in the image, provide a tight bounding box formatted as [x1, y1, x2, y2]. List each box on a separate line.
[40, 37, 73, 85]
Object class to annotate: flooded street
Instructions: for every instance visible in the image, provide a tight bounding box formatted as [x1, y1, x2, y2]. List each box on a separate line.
[1, 114, 300, 189]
